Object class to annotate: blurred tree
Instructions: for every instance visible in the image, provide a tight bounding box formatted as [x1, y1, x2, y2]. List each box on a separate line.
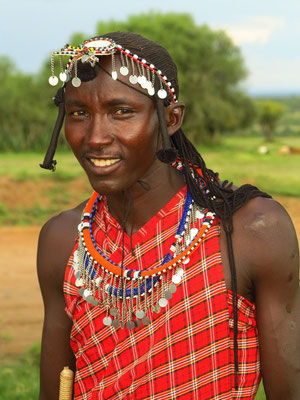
[0, 57, 57, 151]
[69, 12, 254, 144]
[0, 12, 255, 151]
[256, 100, 286, 142]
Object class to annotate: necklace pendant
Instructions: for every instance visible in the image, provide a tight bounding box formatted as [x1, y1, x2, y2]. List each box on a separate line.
[165, 291, 172, 300]
[126, 320, 135, 330]
[110, 306, 118, 317]
[134, 319, 142, 328]
[142, 316, 151, 326]
[103, 316, 112, 326]
[112, 318, 120, 328]
[136, 309, 145, 319]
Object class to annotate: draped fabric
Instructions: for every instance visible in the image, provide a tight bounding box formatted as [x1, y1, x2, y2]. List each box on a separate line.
[64, 187, 261, 399]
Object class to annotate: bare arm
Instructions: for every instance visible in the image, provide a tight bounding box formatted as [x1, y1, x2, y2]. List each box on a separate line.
[241, 199, 300, 399]
[37, 207, 83, 399]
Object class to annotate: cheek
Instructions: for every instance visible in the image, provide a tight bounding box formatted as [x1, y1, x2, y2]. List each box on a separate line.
[64, 123, 83, 151]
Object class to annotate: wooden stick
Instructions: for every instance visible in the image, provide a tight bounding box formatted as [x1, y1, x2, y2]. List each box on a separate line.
[59, 366, 74, 400]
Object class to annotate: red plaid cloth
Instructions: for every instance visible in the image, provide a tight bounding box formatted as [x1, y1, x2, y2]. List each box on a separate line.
[64, 187, 261, 399]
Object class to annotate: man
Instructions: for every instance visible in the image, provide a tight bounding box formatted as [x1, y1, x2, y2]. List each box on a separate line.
[38, 32, 300, 399]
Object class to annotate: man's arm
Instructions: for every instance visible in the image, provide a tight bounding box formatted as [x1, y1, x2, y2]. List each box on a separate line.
[241, 198, 300, 399]
[37, 208, 82, 399]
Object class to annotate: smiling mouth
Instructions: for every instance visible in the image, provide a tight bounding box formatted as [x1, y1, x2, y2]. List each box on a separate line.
[90, 158, 121, 167]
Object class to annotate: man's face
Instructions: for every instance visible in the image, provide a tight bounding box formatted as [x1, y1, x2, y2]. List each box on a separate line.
[64, 58, 162, 195]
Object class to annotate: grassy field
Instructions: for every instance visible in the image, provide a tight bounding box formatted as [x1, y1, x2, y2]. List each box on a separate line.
[0, 136, 299, 226]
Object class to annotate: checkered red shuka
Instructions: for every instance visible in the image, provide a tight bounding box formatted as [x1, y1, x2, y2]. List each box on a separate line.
[64, 187, 261, 399]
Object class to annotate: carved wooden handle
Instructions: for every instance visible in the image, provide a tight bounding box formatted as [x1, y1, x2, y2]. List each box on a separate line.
[59, 366, 74, 400]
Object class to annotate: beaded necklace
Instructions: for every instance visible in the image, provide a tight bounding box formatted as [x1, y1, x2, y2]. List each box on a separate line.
[73, 187, 215, 330]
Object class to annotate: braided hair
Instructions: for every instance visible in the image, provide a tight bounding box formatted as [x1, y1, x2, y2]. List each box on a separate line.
[41, 31, 271, 387]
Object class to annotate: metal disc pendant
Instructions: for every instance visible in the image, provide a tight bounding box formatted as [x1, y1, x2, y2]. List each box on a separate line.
[112, 71, 118, 80]
[103, 316, 112, 326]
[169, 283, 177, 294]
[112, 318, 120, 328]
[136, 309, 145, 319]
[83, 289, 92, 298]
[78, 288, 85, 296]
[153, 304, 161, 314]
[148, 86, 155, 96]
[120, 66, 129, 76]
[81, 54, 89, 63]
[129, 75, 138, 84]
[110, 307, 118, 317]
[172, 274, 181, 284]
[126, 320, 135, 330]
[59, 72, 67, 82]
[72, 77, 81, 87]
[141, 80, 148, 89]
[75, 270, 81, 279]
[177, 267, 184, 276]
[165, 291, 173, 300]
[75, 278, 84, 287]
[49, 76, 58, 86]
[135, 319, 142, 328]
[90, 297, 98, 306]
[142, 316, 151, 326]
[159, 298, 168, 307]
[85, 295, 93, 304]
[157, 89, 167, 99]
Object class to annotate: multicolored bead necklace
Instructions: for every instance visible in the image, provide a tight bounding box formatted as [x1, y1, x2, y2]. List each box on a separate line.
[73, 187, 215, 330]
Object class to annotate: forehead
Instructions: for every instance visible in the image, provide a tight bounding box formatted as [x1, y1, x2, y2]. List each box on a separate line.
[65, 55, 154, 105]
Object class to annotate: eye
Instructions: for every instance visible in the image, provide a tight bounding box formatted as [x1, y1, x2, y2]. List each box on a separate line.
[69, 110, 88, 117]
[114, 108, 134, 116]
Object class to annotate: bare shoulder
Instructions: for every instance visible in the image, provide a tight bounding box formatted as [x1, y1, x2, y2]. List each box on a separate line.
[37, 201, 87, 295]
[232, 196, 299, 285]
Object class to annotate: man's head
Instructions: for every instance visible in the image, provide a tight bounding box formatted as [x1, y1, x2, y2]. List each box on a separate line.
[42, 31, 185, 173]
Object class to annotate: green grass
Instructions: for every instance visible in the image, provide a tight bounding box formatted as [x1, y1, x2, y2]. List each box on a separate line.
[0, 150, 84, 180]
[0, 343, 40, 400]
[0, 136, 299, 226]
[199, 136, 300, 197]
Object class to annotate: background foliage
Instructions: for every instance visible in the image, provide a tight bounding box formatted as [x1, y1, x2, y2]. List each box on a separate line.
[0, 12, 259, 151]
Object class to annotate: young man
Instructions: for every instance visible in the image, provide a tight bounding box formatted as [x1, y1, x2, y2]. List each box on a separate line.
[38, 32, 300, 399]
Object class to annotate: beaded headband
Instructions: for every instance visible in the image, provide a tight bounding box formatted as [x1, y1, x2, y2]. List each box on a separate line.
[49, 36, 177, 103]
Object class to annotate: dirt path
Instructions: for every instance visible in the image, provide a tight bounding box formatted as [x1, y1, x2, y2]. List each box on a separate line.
[0, 197, 299, 361]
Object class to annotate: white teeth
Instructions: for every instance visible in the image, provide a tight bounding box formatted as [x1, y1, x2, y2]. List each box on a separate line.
[90, 158, 120, 167]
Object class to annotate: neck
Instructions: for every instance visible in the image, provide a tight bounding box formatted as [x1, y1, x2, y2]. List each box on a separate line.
[106, 162, 185, 234]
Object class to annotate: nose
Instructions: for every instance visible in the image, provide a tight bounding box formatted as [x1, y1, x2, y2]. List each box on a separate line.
[85, 114, 114, 148]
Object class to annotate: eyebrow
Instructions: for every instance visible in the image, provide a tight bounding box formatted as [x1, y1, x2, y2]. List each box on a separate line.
[65, 97, 141, 108]
[65, 99, 87, 107]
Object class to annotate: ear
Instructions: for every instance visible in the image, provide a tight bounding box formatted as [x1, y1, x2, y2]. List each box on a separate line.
[165, 102, 185, 136]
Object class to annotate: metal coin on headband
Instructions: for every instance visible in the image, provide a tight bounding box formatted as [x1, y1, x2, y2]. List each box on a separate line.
[72, 77, 81, 87]
[120, 66, 129, 76]
[49, 76, 58, 86]
[129, 75, 138, 84]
